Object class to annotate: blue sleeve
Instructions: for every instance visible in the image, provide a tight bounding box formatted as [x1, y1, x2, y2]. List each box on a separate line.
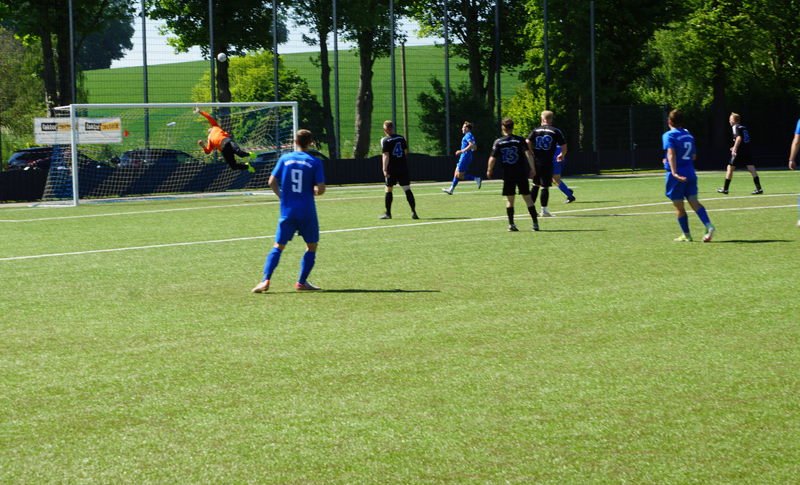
[663, 132, 675, 150]
[314, 159, 325, 184]
[271, 157, 284, 179]
[795, 119, 800, 135]
[467, 133, 475, 144]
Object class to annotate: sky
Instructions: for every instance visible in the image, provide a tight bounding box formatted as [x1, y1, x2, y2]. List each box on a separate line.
[111, 15, 440, 69]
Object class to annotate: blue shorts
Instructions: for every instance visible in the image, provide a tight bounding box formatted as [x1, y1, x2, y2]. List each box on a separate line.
[275, 217, 320, 245]
[665, 173, 699, 201]
[457, 157, 472, 173]
[553, 160, 564, 176]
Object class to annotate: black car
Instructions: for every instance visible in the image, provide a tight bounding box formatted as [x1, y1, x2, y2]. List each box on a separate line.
[6, 147, 55, 171]
[118, 149, 198, 167]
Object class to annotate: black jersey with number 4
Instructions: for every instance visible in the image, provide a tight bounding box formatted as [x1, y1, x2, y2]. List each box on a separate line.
[527, 125, 567, 165]
[490, 134, 531, 181]
[381, 134, 409, 174]
[732, 124, 751, 156]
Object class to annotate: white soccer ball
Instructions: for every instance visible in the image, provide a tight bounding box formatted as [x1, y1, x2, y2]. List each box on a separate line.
[217, 53, 227, 63]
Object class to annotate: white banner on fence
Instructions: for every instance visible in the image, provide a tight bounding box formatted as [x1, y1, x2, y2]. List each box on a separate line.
[34, 117, 122, 144]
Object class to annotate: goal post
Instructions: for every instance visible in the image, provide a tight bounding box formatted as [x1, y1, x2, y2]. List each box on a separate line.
[45, 102, 299, 205]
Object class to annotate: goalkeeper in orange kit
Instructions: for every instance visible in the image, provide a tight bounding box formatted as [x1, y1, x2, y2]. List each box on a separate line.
[195, 106, 255, 173]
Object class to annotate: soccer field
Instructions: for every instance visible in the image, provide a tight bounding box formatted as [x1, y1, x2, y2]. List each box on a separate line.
[2, 171, 799, 483]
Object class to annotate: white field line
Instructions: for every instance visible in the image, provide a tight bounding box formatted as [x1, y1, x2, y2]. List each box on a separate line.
[0, 200, 796, 262]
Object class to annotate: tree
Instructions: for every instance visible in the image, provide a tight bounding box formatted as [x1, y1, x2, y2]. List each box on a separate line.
[2, 0, 134, 113]
[409, 0, 527, 109]
[287, 0, 338, 158]
[339, 0, 404, 158]
[77, 6, 135, 70]
[148, 0, 288, 104]
[191, 50, 325, 149]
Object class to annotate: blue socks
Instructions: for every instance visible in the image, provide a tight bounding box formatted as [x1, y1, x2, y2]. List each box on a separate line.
[558, 181, 571, 197]
[263, 247, 282, 280]
[451, 177, 459, 189]
[696, 206, 711, 226]
[678, 215, 690, 235]
[464, 174, 476, 182]
[299, 251, 316, 284]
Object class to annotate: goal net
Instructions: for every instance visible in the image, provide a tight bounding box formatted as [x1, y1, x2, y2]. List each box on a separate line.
[43, 102, 298, 204]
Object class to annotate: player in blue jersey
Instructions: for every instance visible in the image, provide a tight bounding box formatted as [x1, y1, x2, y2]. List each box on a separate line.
[252, 129, 326, 293]
[486, 117, 539, 231]
[443, 121, 481, 194]
[379, 120, 418, 220]
[552, 145, 575, 203]
[663, 109, 715, 242]
[717, 113, 762, 195]
[788, 118, 800, 227]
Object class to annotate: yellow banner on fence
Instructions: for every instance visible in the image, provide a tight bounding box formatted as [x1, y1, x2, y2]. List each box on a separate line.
[34, 117, 123, 145]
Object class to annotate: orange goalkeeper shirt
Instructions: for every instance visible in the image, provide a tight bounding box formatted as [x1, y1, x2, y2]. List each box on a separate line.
[200, 111, 231, 153]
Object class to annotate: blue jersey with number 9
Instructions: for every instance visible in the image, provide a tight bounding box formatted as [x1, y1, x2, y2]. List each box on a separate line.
[272, 151, 325, 219]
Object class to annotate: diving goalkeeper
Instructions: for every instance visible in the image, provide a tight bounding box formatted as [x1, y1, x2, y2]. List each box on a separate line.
[195, 106, 255, 173]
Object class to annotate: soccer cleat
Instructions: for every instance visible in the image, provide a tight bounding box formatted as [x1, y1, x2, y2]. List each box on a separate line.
[674, 234, 693, 242]
[564, 196, 576, 204]
[751, 188, 763, 195]
[251, 279, 270, 293]
[379, 213, 392, 219]
[508, 224, 519, 232]
[540, 210, 553, 217]
[411, 212, 419, 220]
[296, 281, 321, 291]
[703, 225, 715, 243]
[442, 188, 453, 195]
[246, 162, 256, 173]
[717, 188, 728, 194]
[797, 219, 800, 228]
[533, 222, 540, 231]
[476, 177, 482, 189]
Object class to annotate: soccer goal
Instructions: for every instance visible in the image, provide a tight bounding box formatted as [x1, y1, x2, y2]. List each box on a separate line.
[41, 102, 298, 205]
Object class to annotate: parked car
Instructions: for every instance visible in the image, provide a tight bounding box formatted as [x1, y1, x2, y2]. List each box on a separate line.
[254, 149, 329, 164]
[6, 147, 55, 171]
[118, 149, 198, 167]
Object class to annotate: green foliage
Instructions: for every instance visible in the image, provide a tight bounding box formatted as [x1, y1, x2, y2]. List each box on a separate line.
[76, 4, 135, 70]
[192, 51, 326, 148]
[416, 77, 495, 155]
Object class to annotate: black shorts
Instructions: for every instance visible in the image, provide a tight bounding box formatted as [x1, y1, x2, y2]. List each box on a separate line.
[533, 162, 554, 187]
[385, 171, 411, 187]
[729, 152, 754, 167]
[502, 179, 531, 196]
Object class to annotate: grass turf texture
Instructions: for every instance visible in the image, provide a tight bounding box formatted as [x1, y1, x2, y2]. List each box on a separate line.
[2, 171, 799, 483]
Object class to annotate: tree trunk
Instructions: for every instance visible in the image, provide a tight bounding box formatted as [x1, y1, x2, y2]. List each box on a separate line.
[39, 26, 58, 116]
[216, 46, 232, 103]
[463, 1, 484, 101]
[318, 31, 337, 159]
[55, 17, 73, 106]
[711, 63, 727, 148]
[486, 48, 496, 112]
[352, 32, 375, 159]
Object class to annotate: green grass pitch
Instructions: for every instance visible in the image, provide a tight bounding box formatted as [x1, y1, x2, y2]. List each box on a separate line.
[1, 171, 799, 483]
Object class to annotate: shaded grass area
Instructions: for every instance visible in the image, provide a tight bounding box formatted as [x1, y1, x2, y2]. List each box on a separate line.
[2, 172, 799, 483]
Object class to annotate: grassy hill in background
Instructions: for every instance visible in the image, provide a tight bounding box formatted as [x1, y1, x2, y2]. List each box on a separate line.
[83, 45, 524, 158]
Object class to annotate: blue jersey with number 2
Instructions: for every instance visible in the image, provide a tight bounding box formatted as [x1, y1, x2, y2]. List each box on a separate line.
[272, 151, 325, 220]
[662, 128, 696, 178]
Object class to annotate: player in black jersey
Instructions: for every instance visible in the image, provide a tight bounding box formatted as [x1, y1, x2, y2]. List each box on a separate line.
[526, 111, 568, 217]
[486, 117, 540, 232]
[379, 120, 418, 220]
[717, 113, 762, 195]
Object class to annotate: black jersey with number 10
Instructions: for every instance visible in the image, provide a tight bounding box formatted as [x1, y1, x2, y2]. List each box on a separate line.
[490, 134, 531, 181]
[381, 134, 409, 174]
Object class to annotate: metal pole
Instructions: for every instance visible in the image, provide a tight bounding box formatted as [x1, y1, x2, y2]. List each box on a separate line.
[495, 0, 501, 134]
[69, 0, 76, 104]
[390, 0, 396, 126]
[591, 2, 597, 172]
[401, 42, 409, 142]
[543, 0, 549, 110]
[333, 0, 340, 158]
[629, 105, 635, 171]
[142, 0, 150, 148]
[209, 0, 215, 103]
[444, 0, 451, 154]
[273, 0, 279, 102]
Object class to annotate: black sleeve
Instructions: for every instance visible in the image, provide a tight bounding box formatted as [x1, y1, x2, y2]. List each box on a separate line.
[555, 128, 567, 146]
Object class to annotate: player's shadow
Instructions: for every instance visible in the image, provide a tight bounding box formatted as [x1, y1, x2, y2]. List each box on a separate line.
[716, 239, 792, 244]
[539, 229, 606, 232]
[320, 289, 440, 293]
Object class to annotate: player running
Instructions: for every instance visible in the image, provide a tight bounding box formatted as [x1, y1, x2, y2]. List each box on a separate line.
[443, 121, 481, 194]
[194, 106, 255, 173]
[527, 110, 568, 217]
[252, 129, 325, 293]
[662, 109, 715, 242]
[486, 117, 539, 232]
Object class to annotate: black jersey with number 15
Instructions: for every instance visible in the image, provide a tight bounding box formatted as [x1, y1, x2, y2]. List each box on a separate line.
[490, 134, 531, 181]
